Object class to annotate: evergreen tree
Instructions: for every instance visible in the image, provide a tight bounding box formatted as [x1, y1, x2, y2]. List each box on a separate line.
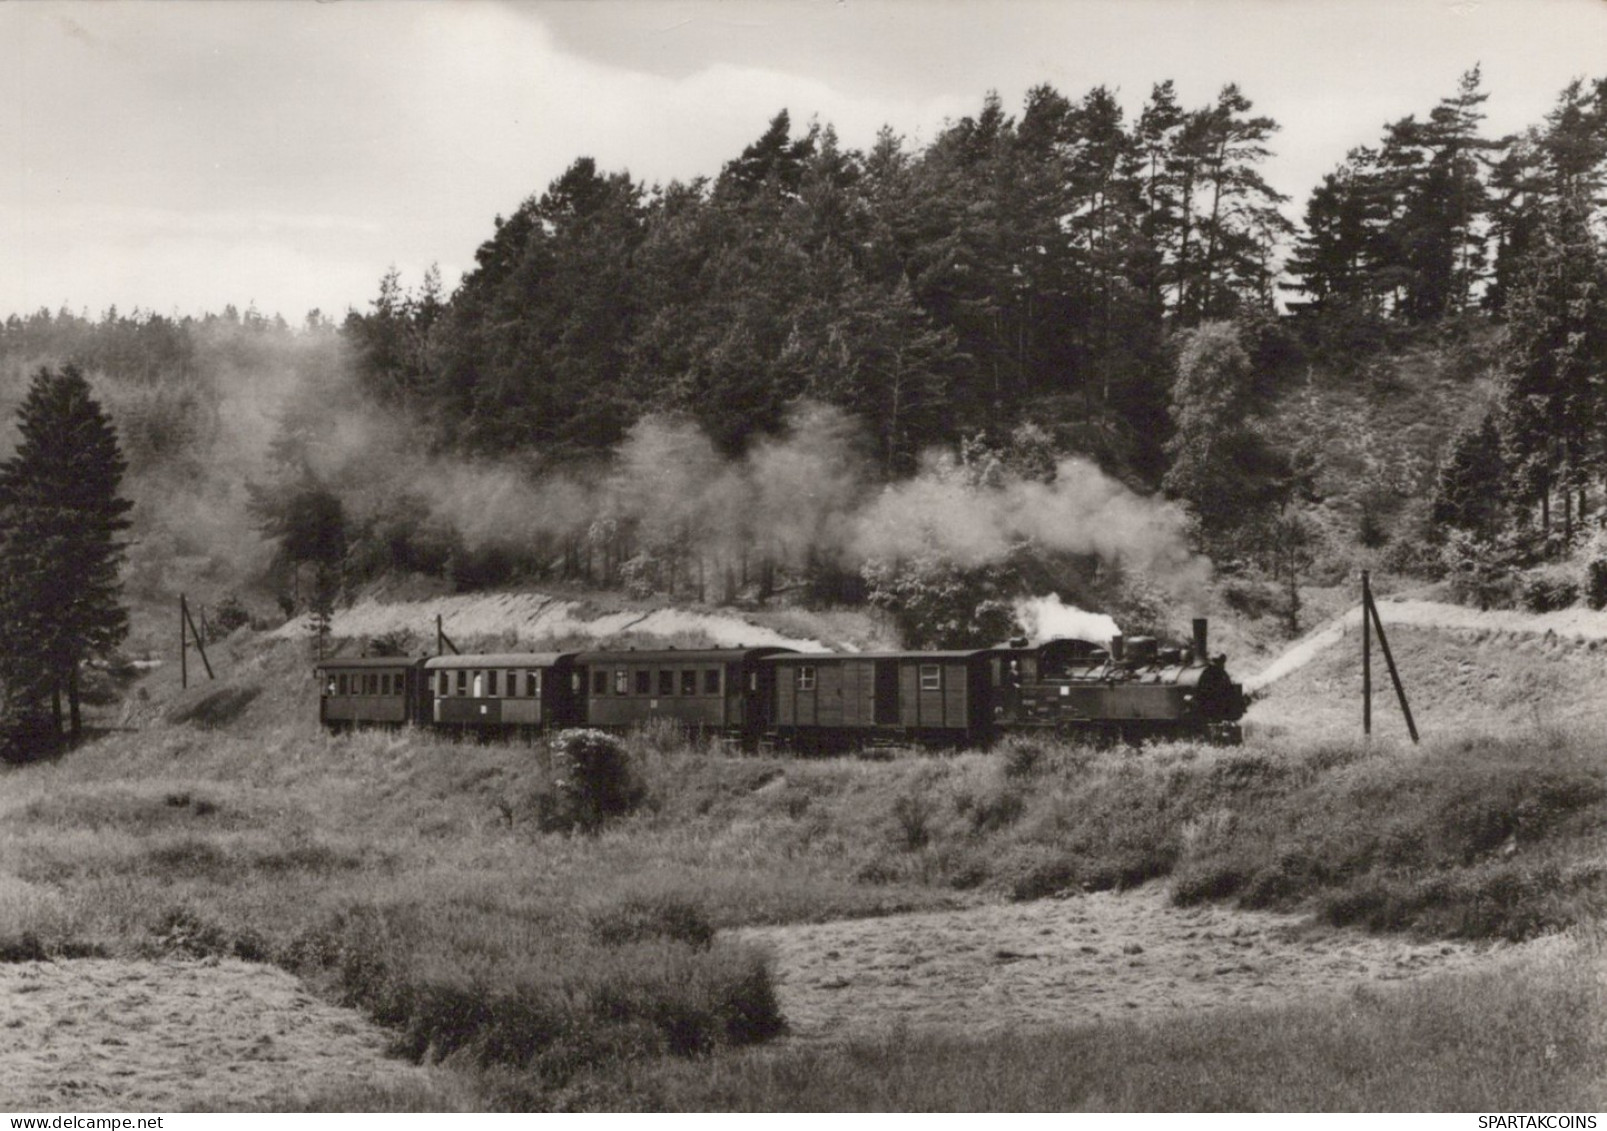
[0, 365, 132, 755]
[1497, 195, 1607, 549]
[1430, 410, 1507, 538]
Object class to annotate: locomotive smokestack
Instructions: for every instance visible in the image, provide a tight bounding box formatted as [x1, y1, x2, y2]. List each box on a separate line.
[1111, 634, 1124, 662]
[1192, 618, 1208, 661]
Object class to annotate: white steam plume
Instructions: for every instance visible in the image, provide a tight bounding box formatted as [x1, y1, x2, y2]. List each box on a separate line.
[1014, 594, 1121, 645]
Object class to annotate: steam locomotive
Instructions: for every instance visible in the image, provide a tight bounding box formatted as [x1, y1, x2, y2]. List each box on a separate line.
[316, 617, 1246, 747]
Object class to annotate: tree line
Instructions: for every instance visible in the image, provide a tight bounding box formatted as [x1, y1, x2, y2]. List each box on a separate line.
[346, 80, 1296, 482]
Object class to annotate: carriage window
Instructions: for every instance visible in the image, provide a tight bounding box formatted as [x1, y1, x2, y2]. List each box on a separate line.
[526, 672, 540, 698]
[636, 670, 651, 695]
[380, 674, 392, 695]
[487, 670, 499, 697]
[456, 670, 468, 694]
[336, 674, 348, 696]
[681, 670, 697, 696]
[436, 672, 448, 696]
[593, 670, 608, 695]
[324, 677, 336, 697]
[919, 664, 941, 692]
[658, 670, 674, 695]
[615, 670, 629, 695]
[797, 666, 816, 691]
[704, 669, 721, 695]
[365, 674, 378, 695]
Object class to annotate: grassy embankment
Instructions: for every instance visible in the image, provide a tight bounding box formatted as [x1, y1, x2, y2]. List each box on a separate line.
[1, 633, 1604, 1110]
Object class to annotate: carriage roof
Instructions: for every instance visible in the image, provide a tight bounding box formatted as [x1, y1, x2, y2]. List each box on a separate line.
[315, 655, 425, 670]
[573, 647, 794, 665]
[424, 653, 570, 670]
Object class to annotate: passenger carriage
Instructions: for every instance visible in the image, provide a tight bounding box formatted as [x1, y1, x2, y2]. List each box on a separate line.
[316, 655, 429, 729]
[425, 653, 581, 735]
[572, 647, 793, 741]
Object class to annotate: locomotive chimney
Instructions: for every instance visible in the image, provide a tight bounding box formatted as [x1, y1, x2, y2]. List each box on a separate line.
[1192, 618, 1208, 661]
[1110, 634, 1125, 662]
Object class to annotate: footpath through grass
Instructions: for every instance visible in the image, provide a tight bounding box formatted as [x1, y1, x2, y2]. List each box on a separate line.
[2, 691, 1605, 1110]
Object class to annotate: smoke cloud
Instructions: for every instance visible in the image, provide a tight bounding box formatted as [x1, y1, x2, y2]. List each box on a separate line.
[46, 320, 1208, 622]
[1014, 594, 1122, 645]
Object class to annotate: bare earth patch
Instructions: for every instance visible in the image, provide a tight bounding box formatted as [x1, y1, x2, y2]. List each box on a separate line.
[0, 958, 431, 1111]
[738, 886, 1514, 1040]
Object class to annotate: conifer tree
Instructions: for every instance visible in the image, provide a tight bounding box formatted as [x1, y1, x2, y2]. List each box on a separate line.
[0, 365, 132, 755]
[1498, 196, 1607, 549]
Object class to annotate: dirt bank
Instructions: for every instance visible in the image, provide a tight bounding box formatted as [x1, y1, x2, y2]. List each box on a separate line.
[1245, 598, 1607, 693]
[271, 590, 833, 652]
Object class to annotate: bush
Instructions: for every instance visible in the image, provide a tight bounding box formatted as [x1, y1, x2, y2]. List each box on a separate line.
[1220, 576, 1281, 620]
[861, 551, 1023, 649]
[1518, 568, 1579, 613]
[969, 786, 1025, 833]
[891, 793, 934, 850]
[1440, 529, 1517, 609]
[1587, 558, 1607, 611]
[589, 894, 716, 950]
[0, 706, 62, 763]
[207, 594, 253, 640]
[550, 730, 642, 833]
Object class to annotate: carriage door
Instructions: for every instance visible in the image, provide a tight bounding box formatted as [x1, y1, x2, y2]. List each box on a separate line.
[874, 661, 899, 726]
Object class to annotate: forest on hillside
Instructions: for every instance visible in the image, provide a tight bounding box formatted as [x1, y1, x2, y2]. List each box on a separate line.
[5, 69, 1607, 645]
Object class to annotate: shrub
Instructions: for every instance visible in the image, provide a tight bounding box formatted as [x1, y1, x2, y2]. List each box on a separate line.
[207, 595, 253, 640]
[1010, 852, 1079, 901]
[589, 895, 715, 950]
[999, 735, 1047, 779]
[1440, 529, 1517, 609]
[969, 786, 1025, 834]
[1588, 558, 1607, 610]
[1518, 568, 1579, 613]
[0, 705, 62, 763]
[550, 730, 642, 833]
[891, 793, 934, 850]
[1220, 576, 1281, 620]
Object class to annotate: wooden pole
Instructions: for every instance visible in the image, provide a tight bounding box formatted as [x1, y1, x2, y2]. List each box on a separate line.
[1362, 571, 1372, 737]
[435, 614, 459, 656]
[180, 594, 189, 690]
[182, 599, 215, 681]
[1365, 583, 1419, 744]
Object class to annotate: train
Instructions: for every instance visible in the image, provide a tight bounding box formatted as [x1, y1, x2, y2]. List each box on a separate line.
[315, 617, 1246, 748]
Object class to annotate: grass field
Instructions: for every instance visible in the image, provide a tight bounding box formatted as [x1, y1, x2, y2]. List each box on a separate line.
[2, 628, 1605, 1110]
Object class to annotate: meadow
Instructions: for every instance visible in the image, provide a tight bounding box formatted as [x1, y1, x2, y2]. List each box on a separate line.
[2, 634, 1605, 1110]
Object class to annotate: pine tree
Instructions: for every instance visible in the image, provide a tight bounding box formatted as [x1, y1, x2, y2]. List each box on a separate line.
[0, 365, 132, 756]
[1498, 195, 1607, 550]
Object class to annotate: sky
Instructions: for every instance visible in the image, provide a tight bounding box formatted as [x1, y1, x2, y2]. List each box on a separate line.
[3, 0, 1607, 323]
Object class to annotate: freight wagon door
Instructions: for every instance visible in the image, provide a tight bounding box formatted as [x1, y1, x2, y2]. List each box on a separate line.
[874, 661, 899, 725]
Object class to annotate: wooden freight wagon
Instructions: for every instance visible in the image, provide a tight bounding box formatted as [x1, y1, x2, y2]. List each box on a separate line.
[573, 647, 792, 739]
[316, 656, 429, 729]
[761, 651, 995, 750]
[425, 653, 580, 734]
